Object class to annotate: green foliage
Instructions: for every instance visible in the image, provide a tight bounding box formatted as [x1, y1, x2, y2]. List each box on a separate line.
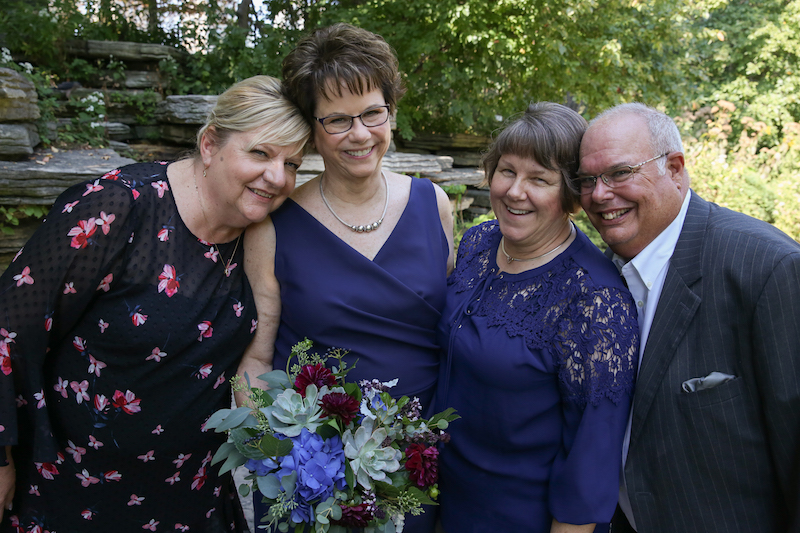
[0, 206, 48, 235]
[677, 101, 800, 241]
[108, 89, 160, 125]
[58, 91, 108, 147]
[290, 0, 698, 136]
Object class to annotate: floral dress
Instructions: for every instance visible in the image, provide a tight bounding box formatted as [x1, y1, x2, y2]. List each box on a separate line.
[0, 162, 256, 533]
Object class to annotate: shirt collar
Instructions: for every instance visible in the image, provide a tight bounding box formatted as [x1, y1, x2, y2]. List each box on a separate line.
[612, 190, 692, 279]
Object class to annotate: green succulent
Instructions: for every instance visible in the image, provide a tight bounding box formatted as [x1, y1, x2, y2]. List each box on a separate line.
[342, 419, 401, 489]
[261, 385, 325, 437]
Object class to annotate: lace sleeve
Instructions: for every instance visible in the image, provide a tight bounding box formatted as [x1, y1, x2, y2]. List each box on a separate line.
[0, 175, 137, 460]
[553, 286, 638, 409]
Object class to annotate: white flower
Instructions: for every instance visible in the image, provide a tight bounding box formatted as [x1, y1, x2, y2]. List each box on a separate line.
[0, 48, 12, 64]
[19, 62, 33, 74]
[342, 418, 401, 489]
[392, 514, 405, 533]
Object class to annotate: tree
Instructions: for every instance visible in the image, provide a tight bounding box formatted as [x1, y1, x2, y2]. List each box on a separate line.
[255, 0, 699, 136]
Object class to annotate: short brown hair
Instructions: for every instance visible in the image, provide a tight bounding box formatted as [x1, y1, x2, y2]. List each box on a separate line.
[282, 23, 406, 125]
[482, 102, 587, 214]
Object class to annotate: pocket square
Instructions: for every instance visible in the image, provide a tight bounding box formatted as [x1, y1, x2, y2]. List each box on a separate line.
[681, 371, 737, 393]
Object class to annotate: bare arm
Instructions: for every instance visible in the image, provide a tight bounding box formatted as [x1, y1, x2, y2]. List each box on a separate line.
[0, 448, 14, 521]
[236, 217, 281, 406]
[550, 519, 595, 533]
[433, 183, 455, 275]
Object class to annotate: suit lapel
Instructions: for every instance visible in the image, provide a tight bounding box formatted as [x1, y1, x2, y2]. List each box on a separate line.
[629, 192, 707, 445]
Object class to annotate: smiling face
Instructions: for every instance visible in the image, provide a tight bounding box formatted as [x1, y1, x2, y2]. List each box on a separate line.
[312, 85, 391, 182]
[578, 113, 686, 260]
[201, 127, 304, 230]
[489, 153, 569, 254]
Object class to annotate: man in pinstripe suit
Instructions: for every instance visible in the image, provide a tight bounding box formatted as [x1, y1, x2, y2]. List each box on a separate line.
[577, 102, 800, 532]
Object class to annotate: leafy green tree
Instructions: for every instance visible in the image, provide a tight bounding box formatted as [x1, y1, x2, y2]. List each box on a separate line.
[257, 0, 700, 136]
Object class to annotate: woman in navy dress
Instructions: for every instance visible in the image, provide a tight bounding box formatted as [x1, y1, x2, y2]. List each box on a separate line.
[240, 24, 454, 533]
[0, 76, 309, 532]
[436, 103, 638, 533]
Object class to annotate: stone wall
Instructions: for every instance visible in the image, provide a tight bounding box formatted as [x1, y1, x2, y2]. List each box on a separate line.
[0, 39, 492, 269]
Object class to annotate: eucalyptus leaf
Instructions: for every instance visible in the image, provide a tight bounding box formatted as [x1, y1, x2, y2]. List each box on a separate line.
[218, 451, 246, 475]
[281, 471, 297, 494]
[238, 484, 251, 497]
[257, 369, 292, 390]
[204, 408, 232, 431]
[256, 474, 282, 499]
[216, 406, 257, 432]
[211, 441, 236, 466]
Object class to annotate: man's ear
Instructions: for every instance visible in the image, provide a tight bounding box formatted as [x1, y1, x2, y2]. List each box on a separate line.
[666, 151, 686, 188]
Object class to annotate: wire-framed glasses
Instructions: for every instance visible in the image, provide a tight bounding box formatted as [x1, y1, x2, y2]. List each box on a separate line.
[314, 105, 391, 134]
[573, 153, 670, 195]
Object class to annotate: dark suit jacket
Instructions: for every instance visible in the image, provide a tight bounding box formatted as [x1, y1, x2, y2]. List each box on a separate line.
[615, 192, 800, 532]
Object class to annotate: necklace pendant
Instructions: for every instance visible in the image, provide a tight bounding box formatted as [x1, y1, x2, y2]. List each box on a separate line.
[507, 256, 514, 264]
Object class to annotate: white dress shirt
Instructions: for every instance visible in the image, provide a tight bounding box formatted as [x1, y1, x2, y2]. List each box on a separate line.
[615, 191, 692, 530]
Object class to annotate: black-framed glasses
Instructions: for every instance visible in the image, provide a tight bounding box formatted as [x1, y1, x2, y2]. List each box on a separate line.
[314, 105, 391, 134]
[573, 153, 670, 195]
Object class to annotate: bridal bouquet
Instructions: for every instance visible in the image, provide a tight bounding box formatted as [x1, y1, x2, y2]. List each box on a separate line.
[206, 339, 458, 533]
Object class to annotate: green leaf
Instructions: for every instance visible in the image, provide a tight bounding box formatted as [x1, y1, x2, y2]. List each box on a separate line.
[218, 450, 246, 475]
[216, 406, 256, 432]
[257, 369, 292, 390]
[211, 441, 236, 466]
[204, 408, 231, 430]
[345, 461, 355, 490]
[374, 480, 400, 498]
[407, 486, 438, 506]
[256, 474, 282, 499]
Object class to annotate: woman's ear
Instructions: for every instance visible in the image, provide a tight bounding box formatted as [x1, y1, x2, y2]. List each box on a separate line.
[199, 127, 217, 168]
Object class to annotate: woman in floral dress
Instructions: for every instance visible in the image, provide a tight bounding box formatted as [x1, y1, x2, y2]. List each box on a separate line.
[0, 76, 309, 533]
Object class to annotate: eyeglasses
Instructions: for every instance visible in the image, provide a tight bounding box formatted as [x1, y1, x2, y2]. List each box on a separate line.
[573, 153, 670, 195]
[314, 105, 391, 134]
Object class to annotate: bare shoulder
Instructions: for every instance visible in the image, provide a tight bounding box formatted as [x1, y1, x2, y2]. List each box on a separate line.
[290, 176, 319, 209]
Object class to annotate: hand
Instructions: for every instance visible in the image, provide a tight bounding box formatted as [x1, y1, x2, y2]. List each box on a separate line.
[0, 448, 15, 522]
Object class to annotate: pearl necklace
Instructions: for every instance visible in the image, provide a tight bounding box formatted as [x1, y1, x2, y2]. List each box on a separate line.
[500, 222, 575, 264]
[319, 171, 389, 233]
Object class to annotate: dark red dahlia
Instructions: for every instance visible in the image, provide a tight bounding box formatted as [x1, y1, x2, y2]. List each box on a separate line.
[294, 363, 337, 397]
[332, 504, 373, 528]
[319, 392, 360, 425]
[404, 443, 439, 488]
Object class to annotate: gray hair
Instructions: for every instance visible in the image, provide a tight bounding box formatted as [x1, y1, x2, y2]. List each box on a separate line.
[590, 103, 683, 173]
[196, 75, 310, 154]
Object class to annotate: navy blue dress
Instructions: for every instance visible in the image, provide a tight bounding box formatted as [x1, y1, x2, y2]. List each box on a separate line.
[436, 221, 638, 532]
[253, 177, 449, 532]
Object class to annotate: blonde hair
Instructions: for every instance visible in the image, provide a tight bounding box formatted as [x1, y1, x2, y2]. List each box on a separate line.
[196, 75, 310, 154]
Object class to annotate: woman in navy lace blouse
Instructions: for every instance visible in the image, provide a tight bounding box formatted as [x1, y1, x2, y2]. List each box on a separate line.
[436, 103, 638, 533]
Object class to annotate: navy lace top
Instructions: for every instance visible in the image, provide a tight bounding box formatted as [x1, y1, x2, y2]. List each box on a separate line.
[436, 220, 638, 532]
